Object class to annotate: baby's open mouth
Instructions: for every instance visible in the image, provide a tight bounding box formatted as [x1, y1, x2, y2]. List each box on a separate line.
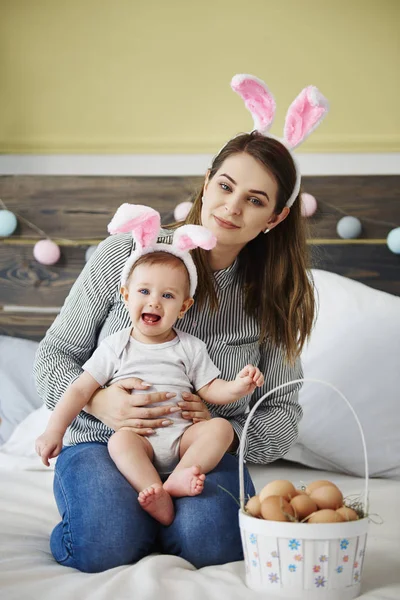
[141, 313, 161, 324]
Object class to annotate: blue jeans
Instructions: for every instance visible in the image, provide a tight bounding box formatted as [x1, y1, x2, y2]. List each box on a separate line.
[51, 442, 255, 572]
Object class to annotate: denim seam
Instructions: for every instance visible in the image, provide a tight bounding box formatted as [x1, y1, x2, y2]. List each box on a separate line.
[243, 468, 256, 499]
[54, 469, 74, 564]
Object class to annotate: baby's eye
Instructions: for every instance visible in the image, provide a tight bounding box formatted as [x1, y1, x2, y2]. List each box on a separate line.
[163, 292, 174, 299]
[139, 288, 150, 295]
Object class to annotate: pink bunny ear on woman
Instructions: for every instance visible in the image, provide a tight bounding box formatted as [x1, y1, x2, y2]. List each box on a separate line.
[231, 74, 276, 135]
[173, 225, 217, 252]
[283, 86, 329, 150]
[107, 204, 161, 249]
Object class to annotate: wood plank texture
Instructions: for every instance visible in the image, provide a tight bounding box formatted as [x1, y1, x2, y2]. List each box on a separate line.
[310, 244, 400, 296]
[0, 244, 85, 306]
[0, 311, 56, 341]
[305, 175, 400, 240]
[1, 175, 399, 240]
[1, 241, 398, 310]
[1, 174, 399, 340]
[0, 176, 195, 238]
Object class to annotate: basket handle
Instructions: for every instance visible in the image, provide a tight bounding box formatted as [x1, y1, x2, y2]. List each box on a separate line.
[239, 378, 369, 514]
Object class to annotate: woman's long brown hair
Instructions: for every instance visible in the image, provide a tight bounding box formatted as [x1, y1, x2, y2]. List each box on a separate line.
[169, 132, 315, 364]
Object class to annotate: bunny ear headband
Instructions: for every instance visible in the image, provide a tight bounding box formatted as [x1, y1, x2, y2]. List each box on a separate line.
[108, 204, 216, 297]
[230, 74, 329, 207]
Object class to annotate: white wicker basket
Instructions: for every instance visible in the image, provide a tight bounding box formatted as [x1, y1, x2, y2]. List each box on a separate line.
[239, 378, 369, 599]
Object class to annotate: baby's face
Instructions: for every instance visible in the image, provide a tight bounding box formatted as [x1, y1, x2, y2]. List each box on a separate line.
[122, 263, 193, 343]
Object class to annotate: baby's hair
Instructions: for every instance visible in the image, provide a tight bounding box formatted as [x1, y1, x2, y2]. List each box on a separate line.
[126, 251, 191, 298]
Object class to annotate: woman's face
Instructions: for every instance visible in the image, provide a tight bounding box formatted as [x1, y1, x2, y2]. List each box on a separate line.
[201, 152, 289, 249]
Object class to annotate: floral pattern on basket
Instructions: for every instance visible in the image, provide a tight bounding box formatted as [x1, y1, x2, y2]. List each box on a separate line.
[240, 528, 368, 593]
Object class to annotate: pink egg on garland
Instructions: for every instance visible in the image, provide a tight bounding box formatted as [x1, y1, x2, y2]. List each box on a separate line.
[33, 239, 61, 265]
[300, 193, 318, 217]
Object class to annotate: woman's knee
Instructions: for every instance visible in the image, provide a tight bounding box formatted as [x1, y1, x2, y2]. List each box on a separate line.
[51, 442, 158, 571]
[50, 521, 143, 573]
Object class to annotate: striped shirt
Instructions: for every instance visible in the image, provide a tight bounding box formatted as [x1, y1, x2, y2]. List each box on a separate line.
[33, 231, 303, 464]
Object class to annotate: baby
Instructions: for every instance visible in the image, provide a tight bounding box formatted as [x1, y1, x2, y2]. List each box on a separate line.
[35, 204, 264, 526]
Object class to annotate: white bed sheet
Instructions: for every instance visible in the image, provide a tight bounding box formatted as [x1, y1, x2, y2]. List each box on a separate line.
[0, 458, 399, 600]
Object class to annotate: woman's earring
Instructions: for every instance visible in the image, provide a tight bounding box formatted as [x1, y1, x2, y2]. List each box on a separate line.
[202, 195, 205, 203]
[264, 228, 270, 234]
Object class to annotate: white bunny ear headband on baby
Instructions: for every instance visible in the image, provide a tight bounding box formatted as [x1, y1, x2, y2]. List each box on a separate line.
[230, 74, 329, 208]
[108, 204, 216, 297]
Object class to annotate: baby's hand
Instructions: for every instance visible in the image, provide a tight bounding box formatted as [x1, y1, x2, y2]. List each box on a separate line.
[35, 431, 63, 467]
[235, 365, 264, 395]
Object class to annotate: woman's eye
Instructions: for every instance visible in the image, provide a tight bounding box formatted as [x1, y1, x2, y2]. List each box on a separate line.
[220, 182, 231, 192]
[139, 289, 149, 295]
[249, 197, 263, 206]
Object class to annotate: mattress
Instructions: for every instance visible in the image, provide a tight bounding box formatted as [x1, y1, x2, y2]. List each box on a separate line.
[0, 457, 398, 600]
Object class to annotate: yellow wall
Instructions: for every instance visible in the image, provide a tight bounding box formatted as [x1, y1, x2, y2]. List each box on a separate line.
[1, 0, 399, 153]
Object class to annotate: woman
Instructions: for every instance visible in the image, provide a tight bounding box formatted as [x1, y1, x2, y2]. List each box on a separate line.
[34, 77, 325, 573]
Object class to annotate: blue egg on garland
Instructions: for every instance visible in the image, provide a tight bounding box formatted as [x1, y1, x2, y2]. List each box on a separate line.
[336, 216, 362, 239]
[387, 227, 400, 255]
[0, 209, 18, 237]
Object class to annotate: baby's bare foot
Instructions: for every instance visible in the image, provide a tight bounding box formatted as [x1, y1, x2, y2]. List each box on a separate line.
[138, 483, 174, 526]
[163, 465, 206, 498]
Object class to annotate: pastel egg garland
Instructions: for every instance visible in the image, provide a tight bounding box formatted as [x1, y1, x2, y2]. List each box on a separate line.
[297, 193, 400, 254]
[1, 197, 399, 261]
[0, 199, 61, 265]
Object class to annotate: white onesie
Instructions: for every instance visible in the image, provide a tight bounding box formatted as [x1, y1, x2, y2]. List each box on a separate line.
[82, 327, 220, 475]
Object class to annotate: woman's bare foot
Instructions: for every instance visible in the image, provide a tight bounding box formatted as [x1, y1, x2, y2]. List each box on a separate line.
[163, 465, 206, 498]
[138, 483, 174, 526]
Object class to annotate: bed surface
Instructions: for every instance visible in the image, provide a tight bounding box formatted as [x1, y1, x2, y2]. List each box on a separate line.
[0, 457, 398, 600]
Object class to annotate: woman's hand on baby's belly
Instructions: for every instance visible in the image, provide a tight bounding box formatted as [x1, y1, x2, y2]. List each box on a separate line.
[85, 377, 181, 435]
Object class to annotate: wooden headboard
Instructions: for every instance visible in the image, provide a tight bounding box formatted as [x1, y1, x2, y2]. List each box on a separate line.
[1, 175, 399, 341]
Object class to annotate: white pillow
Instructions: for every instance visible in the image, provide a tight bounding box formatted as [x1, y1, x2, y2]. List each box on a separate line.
[0, 405, 53, 471]
[0, 336, 43, 444]
[285, 270, 400, 480]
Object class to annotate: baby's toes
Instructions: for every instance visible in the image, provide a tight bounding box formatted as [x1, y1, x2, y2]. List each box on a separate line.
[195, 480, 204, 493]
[191, 476, 204, 494]
[141, 487, 152, 499]
[153, 485, 163, 497]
